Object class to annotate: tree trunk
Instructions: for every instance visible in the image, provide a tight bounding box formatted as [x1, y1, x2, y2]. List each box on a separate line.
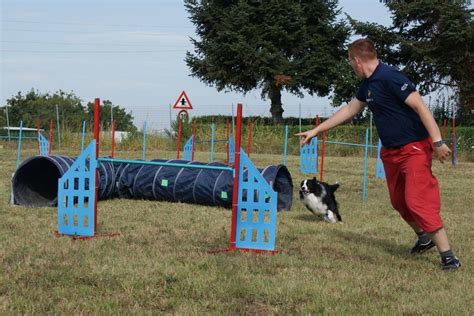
[268, 84, 284, 125]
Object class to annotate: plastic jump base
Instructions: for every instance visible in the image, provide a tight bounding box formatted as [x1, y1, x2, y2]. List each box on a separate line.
[39, 133, 50, 156]
[300, 137, 318, 174]
[236, 150, 277, 251]
[376, 139, 385, 179]
[184, 136, 193, 161]
[57, 140, 97, 237]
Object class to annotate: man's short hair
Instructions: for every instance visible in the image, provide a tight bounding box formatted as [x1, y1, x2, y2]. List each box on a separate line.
[348, 38, 377, 61]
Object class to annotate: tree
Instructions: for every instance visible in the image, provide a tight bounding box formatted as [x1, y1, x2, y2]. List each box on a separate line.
[1, 89, 136, 132]
[2, 89, 85, 130]
[185, 0, 350, 124]
[348, 0, 473, 112]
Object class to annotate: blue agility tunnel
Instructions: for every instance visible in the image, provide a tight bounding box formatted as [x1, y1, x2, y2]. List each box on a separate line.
[12, 156, 293, 211]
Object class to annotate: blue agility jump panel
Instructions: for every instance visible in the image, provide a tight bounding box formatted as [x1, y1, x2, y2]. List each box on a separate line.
[228, 138, 235, 164]
[39, 133, 49, 156]
[376, 139, 385, 179]
[57, 140, 97, 237]
[236, 150, 277, 251]
[300, 137, 318, 174]
[183, 136, 193, 161]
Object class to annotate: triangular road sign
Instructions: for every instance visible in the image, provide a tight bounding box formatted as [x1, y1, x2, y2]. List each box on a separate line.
[173, 91, 193, 110]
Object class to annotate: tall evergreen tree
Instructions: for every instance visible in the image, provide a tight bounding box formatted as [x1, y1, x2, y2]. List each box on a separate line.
[185, 0, 349, 124]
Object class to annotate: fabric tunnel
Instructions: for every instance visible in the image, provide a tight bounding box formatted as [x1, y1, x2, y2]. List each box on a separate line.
[12, 156, 293, 211]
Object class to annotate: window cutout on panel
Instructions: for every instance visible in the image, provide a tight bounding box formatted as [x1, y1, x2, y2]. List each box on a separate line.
[240, 210, 247, 222]
[253, 189, 259, 202]
[63, 214, 68, 226]
[251, 229, 258, 242]
[264, 210, 270, 223]
[265, 192, 271, 203]
[74, 178, 79, 190]
[84, 178, 89, 190]
[242, 189, 247, 202]
[73, 214, 78, 226]
[84, 196, 89, 209]
[83, 216, 89, 228]
[85, 159, 90, 171]
[252, 209, 259, 223]
[65, 196, 69, 208]
[263, 229, 269, 243]
[240, 229, 246, 241]
[64, 180, 69, 190]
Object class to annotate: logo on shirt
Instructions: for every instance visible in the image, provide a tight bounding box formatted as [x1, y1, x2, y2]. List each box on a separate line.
[401, 83, 408, 91]
[367, 90, 373, 103]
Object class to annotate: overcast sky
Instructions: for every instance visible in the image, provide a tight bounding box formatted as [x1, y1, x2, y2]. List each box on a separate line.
[1, 0, 393, 129]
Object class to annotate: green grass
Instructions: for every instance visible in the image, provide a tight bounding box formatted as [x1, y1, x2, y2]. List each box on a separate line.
[1, 147, 473, 314]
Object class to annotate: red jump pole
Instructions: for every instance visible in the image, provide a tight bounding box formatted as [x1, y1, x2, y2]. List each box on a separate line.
[320, 132, 326, 182]
[48, 119, 53, 155]
[230, 103, 243, 251]
[192, 119, 197, 161]
[36, 119, 41, 155]
[111, 120, 116, 158]
[176, 118, 182, 159]
[93, 98, 100, 235]
[247, 119, 253, 157]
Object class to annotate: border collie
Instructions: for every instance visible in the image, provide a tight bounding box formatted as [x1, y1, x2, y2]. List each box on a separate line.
[299, 178, 341, 223]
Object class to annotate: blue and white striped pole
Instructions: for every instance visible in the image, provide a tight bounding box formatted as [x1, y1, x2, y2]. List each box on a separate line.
[81, 120, 86, 152]
[210, 122, 215, 162]
[142, 121, 147, 161]
[16, 121, 23, 169]
[362, 128, 369, 201]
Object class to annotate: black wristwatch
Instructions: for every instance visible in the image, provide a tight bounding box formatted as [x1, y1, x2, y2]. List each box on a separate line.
[432, 140, 445, 148]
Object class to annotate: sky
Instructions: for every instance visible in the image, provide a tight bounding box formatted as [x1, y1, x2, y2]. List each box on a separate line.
[1, 0, 393, 131]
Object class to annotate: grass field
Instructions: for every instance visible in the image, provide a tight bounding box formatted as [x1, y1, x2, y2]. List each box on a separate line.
[1, 146, 473, 314]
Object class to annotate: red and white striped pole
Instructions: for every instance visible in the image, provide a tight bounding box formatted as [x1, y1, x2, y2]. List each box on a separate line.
[48, 119, 53, 155]
[36, 119, 41, 155]
[93, 98, 100, 235]
[229, 103, 243, 250]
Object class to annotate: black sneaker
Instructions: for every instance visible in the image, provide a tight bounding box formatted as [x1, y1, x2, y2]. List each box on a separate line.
[441, 256, 461, 271]
[410, 239, 436, 254]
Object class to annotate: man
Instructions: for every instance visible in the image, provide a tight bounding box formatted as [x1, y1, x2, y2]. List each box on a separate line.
[296, 38, 460, 271]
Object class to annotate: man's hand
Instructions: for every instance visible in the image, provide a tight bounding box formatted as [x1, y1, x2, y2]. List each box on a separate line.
[433, 143, 451, 163]
[295, 128, 318, 146]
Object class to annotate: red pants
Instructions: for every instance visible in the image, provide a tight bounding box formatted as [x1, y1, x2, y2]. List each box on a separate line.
[381, 138, 443, 233]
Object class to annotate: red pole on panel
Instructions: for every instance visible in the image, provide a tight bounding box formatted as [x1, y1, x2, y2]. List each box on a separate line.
[49, 119, 53, 155]
[36, 119, 41, 155]
[320, 132, 326, 182]
[111, 120, 116, 158]
[247, 119, 253, 157]
[225, 119, 230, 164]
[315, 115, 319, 174]
[192, 119, 197, 161]
[176, 117, 182, 159]
[442, 117, 447, 140]
[230, 103, 243, 250]
[93, 98, 100, 235]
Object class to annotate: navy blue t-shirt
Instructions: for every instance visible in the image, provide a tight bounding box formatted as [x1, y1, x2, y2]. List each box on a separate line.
[356, 62, 429, 148]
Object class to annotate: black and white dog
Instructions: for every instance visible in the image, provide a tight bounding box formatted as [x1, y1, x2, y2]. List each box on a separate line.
[299, 178, 341, 223]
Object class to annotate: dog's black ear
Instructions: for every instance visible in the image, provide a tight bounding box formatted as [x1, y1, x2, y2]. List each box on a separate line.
[312, 177, 317, 181]
[330, 183, 340, 192]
